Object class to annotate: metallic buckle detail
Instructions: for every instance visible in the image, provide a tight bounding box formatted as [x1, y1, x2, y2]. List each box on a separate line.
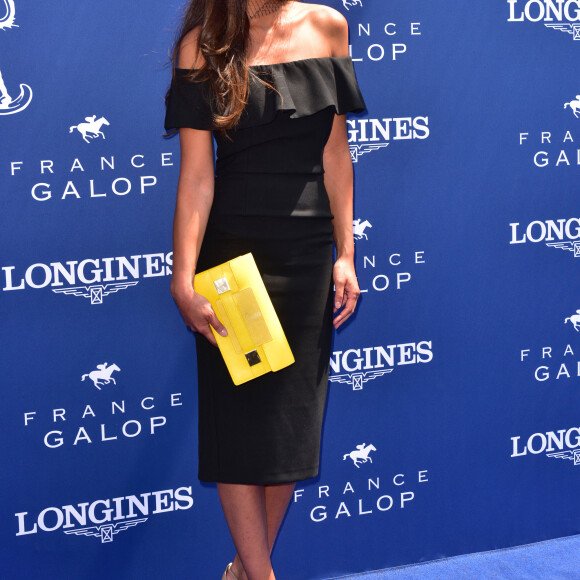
[214, 277, 230, 294]
[245, 350, 261, 367]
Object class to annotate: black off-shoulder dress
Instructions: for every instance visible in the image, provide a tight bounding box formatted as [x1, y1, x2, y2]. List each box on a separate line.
[165, 56, 365, 485]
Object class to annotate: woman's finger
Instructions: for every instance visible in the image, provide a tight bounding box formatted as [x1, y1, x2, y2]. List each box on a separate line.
[333, 283, 360, 329]
[334, 280, 345, 311]
[201, 324, 218, 346]
[208, 309, 228, 338]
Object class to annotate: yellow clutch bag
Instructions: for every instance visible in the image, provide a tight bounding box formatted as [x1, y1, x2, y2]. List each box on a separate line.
[193, 253, 295, 385]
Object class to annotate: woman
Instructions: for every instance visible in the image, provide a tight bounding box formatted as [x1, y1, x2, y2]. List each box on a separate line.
[164, 1, 365, 578]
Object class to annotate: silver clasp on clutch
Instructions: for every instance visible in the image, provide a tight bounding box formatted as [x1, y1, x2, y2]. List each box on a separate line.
[214, 277, 231, 294]
[245, 350, 261, 366]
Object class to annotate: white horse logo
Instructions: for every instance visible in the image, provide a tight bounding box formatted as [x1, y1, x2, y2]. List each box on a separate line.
[69, 115, 110, 143]
[353, 219, 372, 240]
[342, 0, 363, 10]
[564, 310, 580, 332]
[81, 363, 121, 390]
[564, 96, 580, 119]
[343, 443, 376, 468]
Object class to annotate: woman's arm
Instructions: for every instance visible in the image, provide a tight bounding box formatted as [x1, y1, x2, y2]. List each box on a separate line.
[322, 11, 361, 329]
[324, 114, 360, 329]
[170, 32, 227, 345]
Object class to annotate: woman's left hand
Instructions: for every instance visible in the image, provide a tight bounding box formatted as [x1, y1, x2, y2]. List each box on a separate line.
[332, 256, 360, 329]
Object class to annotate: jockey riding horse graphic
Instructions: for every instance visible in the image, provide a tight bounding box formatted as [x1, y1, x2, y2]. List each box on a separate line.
[565, 310, 580, 332]
[69, 115, 110, 143]
[353, 218, 372, 241]
[81, 363, 121, 390]
[342, 0, 363, 9]
[564, 96, 580, 119]
[343, 443, 377, 468]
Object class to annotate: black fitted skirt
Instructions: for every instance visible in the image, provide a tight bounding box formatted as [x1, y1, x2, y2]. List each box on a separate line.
[194, 212, 334, 485]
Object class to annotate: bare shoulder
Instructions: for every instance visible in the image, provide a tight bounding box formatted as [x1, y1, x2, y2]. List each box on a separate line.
[178, 27, 205, 69]
[299, 3, 349, 57]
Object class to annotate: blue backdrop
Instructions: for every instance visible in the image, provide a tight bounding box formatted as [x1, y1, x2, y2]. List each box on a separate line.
[2, 1, 580, 578]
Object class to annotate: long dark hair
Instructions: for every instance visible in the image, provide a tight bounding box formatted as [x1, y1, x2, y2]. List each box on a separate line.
[170, 0, 252, 131]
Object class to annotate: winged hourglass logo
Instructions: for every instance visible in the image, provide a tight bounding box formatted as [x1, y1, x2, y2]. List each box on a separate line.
[349, 143, 389, 163]
[545, 240, 580, 257]
[329, 369, 392, 391]
[546, 449, 580, 465]
[544, 22, 580, 40]
[52, 282, 139, 304]
[64, 519, 148, 543]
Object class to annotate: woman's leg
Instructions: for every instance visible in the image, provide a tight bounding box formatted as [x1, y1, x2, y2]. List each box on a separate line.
[265, 483, 296, 551]
[221, 482, 296, 580]
[217, 483, 274, 580]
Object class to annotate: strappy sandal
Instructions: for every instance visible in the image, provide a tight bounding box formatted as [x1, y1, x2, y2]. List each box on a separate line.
[221, 562, 239, 580]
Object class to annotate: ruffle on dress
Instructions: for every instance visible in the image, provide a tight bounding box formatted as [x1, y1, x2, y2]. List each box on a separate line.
[164, 56, 366, 131]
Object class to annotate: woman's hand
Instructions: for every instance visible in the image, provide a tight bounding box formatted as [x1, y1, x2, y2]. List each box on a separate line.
[332, 256, 360, 329]
[171, 283, 227, 346]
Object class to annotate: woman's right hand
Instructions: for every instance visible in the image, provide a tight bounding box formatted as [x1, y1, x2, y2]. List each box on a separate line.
[171, 283, 228, 347]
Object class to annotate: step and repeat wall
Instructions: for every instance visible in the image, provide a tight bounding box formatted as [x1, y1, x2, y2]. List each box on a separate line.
[2, 1, 579, 578]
